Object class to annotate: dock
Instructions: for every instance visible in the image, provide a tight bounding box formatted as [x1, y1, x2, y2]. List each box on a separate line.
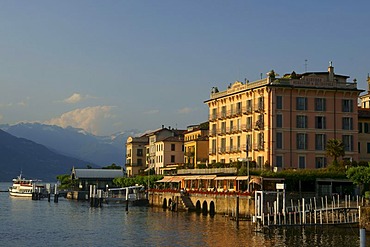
[254, 190, 363, 228]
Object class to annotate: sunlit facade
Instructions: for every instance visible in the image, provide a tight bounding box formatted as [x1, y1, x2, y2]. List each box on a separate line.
[205, 64, 362, 170]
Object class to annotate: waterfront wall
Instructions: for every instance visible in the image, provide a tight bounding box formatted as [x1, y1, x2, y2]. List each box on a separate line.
[149, 190, 254, 216]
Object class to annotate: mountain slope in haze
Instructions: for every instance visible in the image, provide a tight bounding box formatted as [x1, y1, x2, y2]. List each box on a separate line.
[0, 123, 139, 167]
[0, 129, 91, 181]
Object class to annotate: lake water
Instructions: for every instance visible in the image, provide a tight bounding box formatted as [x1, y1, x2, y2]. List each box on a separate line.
[1, 182, 369, 247]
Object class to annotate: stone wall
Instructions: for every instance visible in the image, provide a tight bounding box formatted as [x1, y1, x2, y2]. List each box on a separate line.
[149, 191, 254, 216]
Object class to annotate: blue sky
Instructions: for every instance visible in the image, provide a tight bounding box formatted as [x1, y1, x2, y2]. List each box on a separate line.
[0, 1, 369, 135]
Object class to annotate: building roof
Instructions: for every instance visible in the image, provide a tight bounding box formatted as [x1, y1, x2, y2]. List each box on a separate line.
[72, 168, 124, 179]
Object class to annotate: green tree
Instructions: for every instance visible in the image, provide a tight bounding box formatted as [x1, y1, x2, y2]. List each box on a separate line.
[102, 163, 122, 169]
[326, 139, 345, 167]
[346, 165, 370, 193]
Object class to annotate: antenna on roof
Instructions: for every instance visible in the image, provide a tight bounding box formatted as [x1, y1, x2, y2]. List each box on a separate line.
[304, 59, 308, 72]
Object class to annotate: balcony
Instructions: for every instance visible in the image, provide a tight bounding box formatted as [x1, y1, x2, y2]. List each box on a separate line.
[209, 114, 217, 121]
[218, 147, 226, 154]
[253, 143, 264, 151]
[209, 148, 217, 155]
[254, 104, 264, 113]
[254, 120, 264, 130]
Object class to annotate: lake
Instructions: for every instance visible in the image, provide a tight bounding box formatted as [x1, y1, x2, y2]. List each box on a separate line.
[0, 182, 368, 247]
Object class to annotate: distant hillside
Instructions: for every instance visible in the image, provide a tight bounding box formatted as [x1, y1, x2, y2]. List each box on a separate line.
[0, 123, 140, 167]
[0, 129, 91, 181]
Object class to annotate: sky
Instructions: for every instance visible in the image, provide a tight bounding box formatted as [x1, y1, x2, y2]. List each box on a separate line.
[0, 1, 369, 136]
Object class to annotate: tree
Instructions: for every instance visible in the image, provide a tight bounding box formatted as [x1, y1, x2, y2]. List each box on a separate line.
[346, 165, 370, 193]
[326, 139, 345, 166]
[102, 163, 122, 169]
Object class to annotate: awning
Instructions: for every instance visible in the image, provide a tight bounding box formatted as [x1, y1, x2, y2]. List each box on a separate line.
[249, 177, 262, 185]
[199, 175, 216, 180]
[215, 176, 237, 180]
[236, 176, 249, 180]
[156, 176, 172, 183]
[170, 177, 183, 183]
[184, 176, 200, 180]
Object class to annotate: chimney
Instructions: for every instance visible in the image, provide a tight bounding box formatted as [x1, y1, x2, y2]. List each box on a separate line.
[328, 61, 334, 82]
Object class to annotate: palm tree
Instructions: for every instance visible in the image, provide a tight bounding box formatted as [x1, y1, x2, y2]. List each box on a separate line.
[326, 139, 345, 166]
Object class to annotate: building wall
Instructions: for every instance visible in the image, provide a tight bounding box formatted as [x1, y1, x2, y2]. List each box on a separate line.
[206, 66, 361, 169]
[126, 136, 148, 176]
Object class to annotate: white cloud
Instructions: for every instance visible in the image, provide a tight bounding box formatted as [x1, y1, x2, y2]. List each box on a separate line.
[44, 106, 114, 135]
[63, 93, 83, 104]
[144, 109, 159, 115]
[178, 107, 193, 114]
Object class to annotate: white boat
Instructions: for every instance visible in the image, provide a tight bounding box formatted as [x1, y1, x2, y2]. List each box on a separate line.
[104, 185, 148, 206]
[8, 173, 44, 197]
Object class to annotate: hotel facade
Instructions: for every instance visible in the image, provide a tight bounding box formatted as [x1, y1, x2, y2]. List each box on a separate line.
[205, 64, 362, 170]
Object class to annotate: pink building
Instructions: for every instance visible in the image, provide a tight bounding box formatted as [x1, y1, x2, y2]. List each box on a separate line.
[205, 63, 362, 170]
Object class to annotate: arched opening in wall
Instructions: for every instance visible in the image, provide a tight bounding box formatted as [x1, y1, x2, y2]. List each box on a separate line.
[209, 201, 215, 216]
[196, 200, 201, 213]
[163, 198, 167, 209]
[202, 201, 208, 215]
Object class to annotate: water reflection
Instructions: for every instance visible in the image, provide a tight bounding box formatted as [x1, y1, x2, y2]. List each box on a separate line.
[0, 186, 369, 247]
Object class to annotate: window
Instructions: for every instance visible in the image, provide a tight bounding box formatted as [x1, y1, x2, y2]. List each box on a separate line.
[237, 136, 241, 151]
[236, 102, 242, 114]
[221, 122, 226, 134]
[246, 116, 252, 130]
[230, 137, 234, 152]
[276, 96, 283, 110]
[277, 114, 283, 128]
[221, 138, 226, 153]
[246, 134, 252, 152]
[221, 106, 227, 118]
[342, 99, 353, 112]
[365, 123, 369, 133]
[315, 134, 326, 150]
[276, 132, 283, 149]
[237, 119, 241, 131]
[367, 143, 370, 154]
[315, 116, 326, 129]
[276, 156, 283, 168]
[296, 115, 308, 128]
[171, 144, 175, 151]
[342, 117, 353, 130]
[137, 149, 143, 157]
[359, 123, 363, 133]
[258, 97, 264, 111]
[258, 132, 264, 149]
[315, 98, 326, 111]
[246, 99, 252, 113]
[230, 120, 234, 133]
[342, 135, 353, 152]
[171, 155, 175, 163]
[211, 124, 216, 136]
[212, 108, 217, 120]
[257, 156, 264, 168]
[298, 156, 306, 169]
[211, 139, 216, 154]
[137, 159, 142, 166]
[315, 157, 326, 168]
[297, 133, 307, 150]
[296, 97, 307, 110]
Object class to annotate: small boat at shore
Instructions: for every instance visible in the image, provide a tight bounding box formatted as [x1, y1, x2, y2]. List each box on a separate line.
[8, 173, 45, 197]
[104, 185, 148, 206]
